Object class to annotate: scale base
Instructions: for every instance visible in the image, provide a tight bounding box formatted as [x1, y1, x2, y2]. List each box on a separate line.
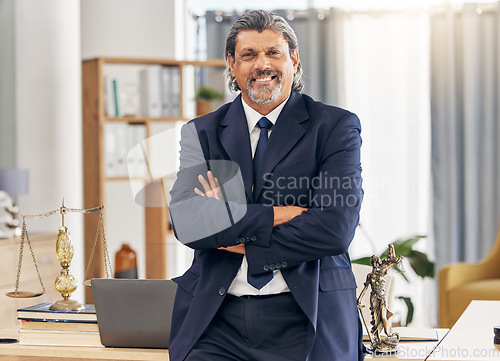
[365, 345, 399, 355]
[49, 299, 84, 311]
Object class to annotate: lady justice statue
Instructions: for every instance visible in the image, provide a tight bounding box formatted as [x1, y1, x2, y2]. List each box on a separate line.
[357, 244, 403, 353]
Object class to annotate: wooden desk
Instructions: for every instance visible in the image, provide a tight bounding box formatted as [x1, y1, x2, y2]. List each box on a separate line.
[0, 325, 444, 361]
[364, 329, 449, 361]
[0, 234, 60, 330]
[0, 327, 448, 361]
[0, 327, 169, 361]
[427, 300, 500, 361]
[5, 299, 498, 361]
[0, 345, 169, 361]
[364, 301, 500, 360]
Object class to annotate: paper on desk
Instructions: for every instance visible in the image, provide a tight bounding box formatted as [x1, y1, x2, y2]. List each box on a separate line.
[363, 327, 440, 342]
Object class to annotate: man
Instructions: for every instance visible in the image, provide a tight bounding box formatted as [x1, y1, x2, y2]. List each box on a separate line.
[168, 10, 364, 361]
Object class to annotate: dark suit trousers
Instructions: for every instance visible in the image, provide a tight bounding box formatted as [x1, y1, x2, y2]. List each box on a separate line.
[185, 293, 309, 361]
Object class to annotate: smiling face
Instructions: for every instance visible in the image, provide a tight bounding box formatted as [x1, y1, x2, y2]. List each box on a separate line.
[227, 29, 299, 115]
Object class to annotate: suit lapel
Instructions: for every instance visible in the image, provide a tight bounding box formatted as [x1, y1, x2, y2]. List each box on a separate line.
[218, 95, 254, 201]
[254, 92, 309, 200]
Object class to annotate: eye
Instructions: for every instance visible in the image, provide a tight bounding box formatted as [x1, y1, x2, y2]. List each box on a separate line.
[241, 52, 255, 59]
[269, 50, 281, 57]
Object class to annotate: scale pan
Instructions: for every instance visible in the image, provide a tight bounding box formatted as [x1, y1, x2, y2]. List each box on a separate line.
[5, 290, 44, 298]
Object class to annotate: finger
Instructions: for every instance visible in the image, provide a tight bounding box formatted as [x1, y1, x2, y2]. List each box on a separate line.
[214, 178, 223, 200]
[218, 244, 245, 254]
[211, 177, 223, 200]
[198, 174, 212, 195]
[207, 171, 217, 190]
[207, 171, 221, 200]
[194, 188, 205, 196]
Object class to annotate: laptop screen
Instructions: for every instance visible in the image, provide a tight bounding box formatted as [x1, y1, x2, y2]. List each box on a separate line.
[91, 278, 177, 349]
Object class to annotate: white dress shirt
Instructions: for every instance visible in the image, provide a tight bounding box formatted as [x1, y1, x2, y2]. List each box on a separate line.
[227, 96, 291, 296]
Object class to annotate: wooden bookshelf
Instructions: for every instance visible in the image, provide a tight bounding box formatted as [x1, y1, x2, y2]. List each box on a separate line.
[81, 57, 226, 303]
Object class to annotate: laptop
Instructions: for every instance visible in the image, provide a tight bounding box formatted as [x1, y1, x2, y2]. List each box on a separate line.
[91, 278, 177, 349]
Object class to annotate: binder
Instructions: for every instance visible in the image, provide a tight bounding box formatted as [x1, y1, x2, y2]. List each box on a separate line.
[161, 66, 171, 117]
[140, 65, 162, 118]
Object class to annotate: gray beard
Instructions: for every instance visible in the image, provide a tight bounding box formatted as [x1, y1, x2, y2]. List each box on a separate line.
[246, 73, 282, 104]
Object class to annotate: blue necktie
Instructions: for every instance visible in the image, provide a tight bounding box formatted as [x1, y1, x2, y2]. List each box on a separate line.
[248, 117, 274, 289]
[253, 117, 273, 185]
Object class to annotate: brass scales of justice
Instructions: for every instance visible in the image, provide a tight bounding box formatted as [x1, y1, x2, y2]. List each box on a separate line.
[5, 199, 113, 311]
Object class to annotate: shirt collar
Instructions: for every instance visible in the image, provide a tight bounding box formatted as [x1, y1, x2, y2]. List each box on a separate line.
[241, 96, 290, 134]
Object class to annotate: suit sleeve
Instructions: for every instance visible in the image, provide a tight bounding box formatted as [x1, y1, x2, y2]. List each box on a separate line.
[245, 112, 363, 275]
[169, 122, 274, 249]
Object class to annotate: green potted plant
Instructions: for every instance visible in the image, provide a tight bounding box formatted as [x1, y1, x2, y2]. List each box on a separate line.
[195, 86, 223, 116]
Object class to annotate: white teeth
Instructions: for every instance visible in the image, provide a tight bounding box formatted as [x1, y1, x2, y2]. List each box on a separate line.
[254, 76, 272, 82]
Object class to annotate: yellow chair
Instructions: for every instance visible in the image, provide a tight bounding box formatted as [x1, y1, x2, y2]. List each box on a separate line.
[439, 223, 500, 328]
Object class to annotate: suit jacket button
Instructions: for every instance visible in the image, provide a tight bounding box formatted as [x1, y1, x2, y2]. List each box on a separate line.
[218, 287, 226, 296]
[263, 265, 270, 271]
[250, 236, 257, 241]
[275, 263, 281, 269]
[281, 262, 288, 268]
[269, 264, 276, 270]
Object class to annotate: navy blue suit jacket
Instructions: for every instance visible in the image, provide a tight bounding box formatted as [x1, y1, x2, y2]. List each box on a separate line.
[168, 91, 364, 361]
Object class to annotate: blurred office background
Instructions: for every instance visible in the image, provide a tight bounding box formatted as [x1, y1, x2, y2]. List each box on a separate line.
[1, 0, 499, 328]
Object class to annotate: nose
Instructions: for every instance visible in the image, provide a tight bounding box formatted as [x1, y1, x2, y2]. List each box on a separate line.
[253, 52, 270, 70]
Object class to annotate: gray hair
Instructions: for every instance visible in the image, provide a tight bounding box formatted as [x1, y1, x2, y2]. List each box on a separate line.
[224, 10, 304, 93]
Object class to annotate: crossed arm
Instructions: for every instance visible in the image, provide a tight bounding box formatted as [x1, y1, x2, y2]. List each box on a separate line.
[194, 170, 308, 254]
[170, 113, 362, 272]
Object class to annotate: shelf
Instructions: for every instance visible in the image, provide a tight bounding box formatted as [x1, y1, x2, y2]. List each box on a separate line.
[82, 57, 225, 303]
[87, 57, 226, 68]
[104, 116, 188, 123]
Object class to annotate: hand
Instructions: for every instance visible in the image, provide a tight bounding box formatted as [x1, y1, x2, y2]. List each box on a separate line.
[273, 206, 308, 227]
[195, 171, 243, 254]
[195, 172, 243, 254]
[194, 171, 223, 200]
[218, 244, 246, 254]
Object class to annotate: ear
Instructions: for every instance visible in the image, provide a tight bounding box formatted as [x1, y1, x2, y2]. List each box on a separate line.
[227, 54, 235, 77]
[291, 49, 299, 73]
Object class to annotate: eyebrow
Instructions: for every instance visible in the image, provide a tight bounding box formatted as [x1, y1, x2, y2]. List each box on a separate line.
[239, 46, 281, 52]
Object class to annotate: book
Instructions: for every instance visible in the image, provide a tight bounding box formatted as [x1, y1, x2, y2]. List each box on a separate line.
[112, 78, 120, 116]
[17, 303, 97, 322]
[21, 319, 99, 332]
[362, 327, 439, 342]
[393, 327, 440, 342]
[160, 66, 171, 117]
[104, 122, 118, 177]
[18, 329, 103, 347]
[104, 122, 129, 177]
[126, 123, 147, 177]
[104, 75, 115, 117]
[140, 65, 162, 117]
[114, 122, 128, 176]
[169, 66, 181, 117]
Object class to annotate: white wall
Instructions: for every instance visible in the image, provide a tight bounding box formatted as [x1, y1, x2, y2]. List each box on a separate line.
[4, 0, 191, 301]
[80, 0, 191, 278]
[81, 0, 178, 60]
[0, 0, 16, 168]
[15, 0, 84, 301]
